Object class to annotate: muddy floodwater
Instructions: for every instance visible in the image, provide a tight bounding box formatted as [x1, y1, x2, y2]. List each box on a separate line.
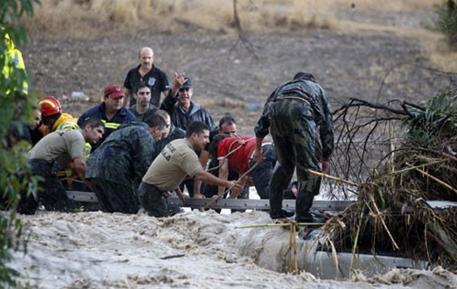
[11, 210, 457, 288]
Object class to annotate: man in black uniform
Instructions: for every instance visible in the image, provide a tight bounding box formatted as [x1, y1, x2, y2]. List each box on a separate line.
[124, 47, 169, 107]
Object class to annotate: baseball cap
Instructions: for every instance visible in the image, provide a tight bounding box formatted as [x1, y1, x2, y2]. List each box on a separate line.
[181, 78, 192, 89]
[104, 84, 125, 99]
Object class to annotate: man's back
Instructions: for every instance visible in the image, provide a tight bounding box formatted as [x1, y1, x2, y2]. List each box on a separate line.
[52, 112, 79, 131]
[142, 138, 202, 191]
[152, 125, 185, 161]
[217, 136, 256, 174]
[86, 123, 155, 186]
[78, 103, 135, 150]
[271, 77, 325, 117]
[29, 129, 84, 169]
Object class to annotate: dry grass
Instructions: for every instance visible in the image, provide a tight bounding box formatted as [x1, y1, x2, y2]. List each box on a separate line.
[321, 91, 457, 270]
[425, 39, 457, 73]
[25, 0, 441, 37]
[22, 0, 455, 73]
[332, 0, 440, 11]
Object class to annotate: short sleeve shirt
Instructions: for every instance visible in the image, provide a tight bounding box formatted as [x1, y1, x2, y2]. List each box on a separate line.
[124, 65, 169, 107]
[217, 136, 256, 174]
[28, 129, 85, 168]
[142, 139, 203, 191]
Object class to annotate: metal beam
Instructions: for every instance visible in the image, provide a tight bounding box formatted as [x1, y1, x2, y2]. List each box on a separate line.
[66, 190, 98, 203]
[168, 197, 353, 211]
[65, 191, 353, 211]
[65, 190, 457, 211]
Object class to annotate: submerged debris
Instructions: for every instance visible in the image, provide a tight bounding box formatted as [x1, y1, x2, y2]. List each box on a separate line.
[324, 90, 457, 270]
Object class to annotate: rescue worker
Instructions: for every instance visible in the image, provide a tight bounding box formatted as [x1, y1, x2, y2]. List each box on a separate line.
[39, 95, 79, 136]
[138, 121, 242, 217]
[19, 118, 104, 214]
[161, 75, 217, 196]
[86, 110, 171, 214]
[2, 32, 28, 94]
[78, 84, 135, 151]
[254, 72, 334, 222]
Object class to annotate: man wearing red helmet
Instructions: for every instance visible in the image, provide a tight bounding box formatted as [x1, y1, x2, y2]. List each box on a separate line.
[19, 118, 105, 214]
[78, 84, 135, 151]
[38, 95, 78, 138]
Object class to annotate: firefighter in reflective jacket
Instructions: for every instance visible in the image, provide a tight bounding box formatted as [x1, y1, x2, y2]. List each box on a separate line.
[39, 96, 93, 188]
[38, 95, 92, 157]
[2, 33, 28, 94]
[38, 96, 79, 134]
[77, 84, 136, 151]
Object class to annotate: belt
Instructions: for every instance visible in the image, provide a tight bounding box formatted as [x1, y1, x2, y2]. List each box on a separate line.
[141, 181, 166, 194]
[276, 96, 311, 106]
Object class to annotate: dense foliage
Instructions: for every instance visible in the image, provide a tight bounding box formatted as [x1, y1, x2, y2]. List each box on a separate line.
[0, 0, 40, 287]
[406, 90, 457, 145]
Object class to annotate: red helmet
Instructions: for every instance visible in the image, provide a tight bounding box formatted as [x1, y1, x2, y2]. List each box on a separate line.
[39, 96, 62, 117]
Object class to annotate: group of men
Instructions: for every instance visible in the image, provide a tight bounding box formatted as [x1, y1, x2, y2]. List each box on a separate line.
[19, 46, 334, 223]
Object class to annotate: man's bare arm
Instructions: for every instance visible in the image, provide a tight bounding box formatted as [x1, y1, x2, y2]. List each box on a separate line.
[71, 157, 86, 179]
[195, 169, 241, 191]
[217, 158, 229, 196]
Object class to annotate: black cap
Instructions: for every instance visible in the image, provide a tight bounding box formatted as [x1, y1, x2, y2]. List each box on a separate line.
[181, 77, 192, 89]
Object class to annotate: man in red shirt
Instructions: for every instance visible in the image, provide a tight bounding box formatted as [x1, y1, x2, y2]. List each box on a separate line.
[208, 134, 276, 199]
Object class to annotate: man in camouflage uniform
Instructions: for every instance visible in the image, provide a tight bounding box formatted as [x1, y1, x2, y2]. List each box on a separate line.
[86, 110, 171, 214]
[254, 72, 334, 222]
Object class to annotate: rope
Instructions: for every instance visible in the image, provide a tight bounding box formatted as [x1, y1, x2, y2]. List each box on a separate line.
[289, 222, 299, 273]
[207, 135, 255, 172]
[307, 169, 359, 187]
[205, 160, 261, 208]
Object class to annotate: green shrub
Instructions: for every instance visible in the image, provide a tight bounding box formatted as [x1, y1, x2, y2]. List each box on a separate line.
[0, 0, 40, 288]
[435, 0, 457, 47]
[405, 90, 457, 145]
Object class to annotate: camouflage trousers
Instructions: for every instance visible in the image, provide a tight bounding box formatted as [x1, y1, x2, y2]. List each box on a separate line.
[268, 99, 322, 221]
[89, 178, 139, 214]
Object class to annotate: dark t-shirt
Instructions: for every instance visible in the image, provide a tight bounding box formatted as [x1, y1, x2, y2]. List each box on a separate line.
[123, 65, 169, 107]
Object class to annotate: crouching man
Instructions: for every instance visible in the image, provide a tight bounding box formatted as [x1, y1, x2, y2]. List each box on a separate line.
[20, 118, 104, 214]
[86, 110, 170, 214]
[138, 121, 242, 217]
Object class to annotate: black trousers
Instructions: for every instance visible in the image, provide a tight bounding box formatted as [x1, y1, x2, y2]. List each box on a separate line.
[137, 182, 181, 217]
[248, 144, 277, 199]
[25, 159, 69, 213]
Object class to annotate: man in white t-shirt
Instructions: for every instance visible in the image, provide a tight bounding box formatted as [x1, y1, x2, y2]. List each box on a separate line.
[139, 121, 242, 217]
